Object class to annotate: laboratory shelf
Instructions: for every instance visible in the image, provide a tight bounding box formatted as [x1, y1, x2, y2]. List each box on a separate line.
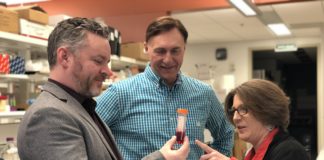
[0, 74, 29, 80]
[0, 74, 48, 82]
[110, 55, 148, 71]
[0, 111, 25, 124]
[0, 31, 47, 47]
[0, 111, 25, 118]
[0, 31, 47, 53]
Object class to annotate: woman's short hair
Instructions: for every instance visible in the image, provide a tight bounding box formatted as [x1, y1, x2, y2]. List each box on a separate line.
[224, 79, 290, 130]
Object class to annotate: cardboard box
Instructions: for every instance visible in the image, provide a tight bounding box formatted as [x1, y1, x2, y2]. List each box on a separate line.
[11, 5, 48, 25]
[19, 19, 54, 40]
[0, 7, 19, 34]
[121, 42, 149, 61]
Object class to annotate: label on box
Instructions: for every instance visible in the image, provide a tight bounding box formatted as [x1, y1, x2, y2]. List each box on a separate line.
[19, 18, 53, 40]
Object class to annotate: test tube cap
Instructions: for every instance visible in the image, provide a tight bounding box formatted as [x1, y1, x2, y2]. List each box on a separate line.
[177, 108, 189, 115]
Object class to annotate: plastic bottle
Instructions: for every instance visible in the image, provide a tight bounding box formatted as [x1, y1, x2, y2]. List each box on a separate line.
[175, 108, 189, 144]
[0, 96, 8, 112]
[2, 137, 19, 160]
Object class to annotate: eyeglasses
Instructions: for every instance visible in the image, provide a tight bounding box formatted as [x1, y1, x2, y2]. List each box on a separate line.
[227, 105, 248, 116]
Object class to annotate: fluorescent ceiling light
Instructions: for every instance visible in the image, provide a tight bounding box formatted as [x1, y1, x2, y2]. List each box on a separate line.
[0, 0, 49, 5]
[267, 23, 291, 36]
[228, 0, 258, 16]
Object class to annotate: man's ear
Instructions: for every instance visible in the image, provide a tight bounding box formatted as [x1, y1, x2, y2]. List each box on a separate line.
[57, 47, 71, 68]
[144, 42, 148, 53]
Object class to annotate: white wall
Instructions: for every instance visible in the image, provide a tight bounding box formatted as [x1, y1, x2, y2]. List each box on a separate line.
[319, 34, 324, 152]
[181, 36, 324, 152]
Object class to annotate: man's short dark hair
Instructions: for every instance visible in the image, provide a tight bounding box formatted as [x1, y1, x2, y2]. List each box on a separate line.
[47, 17, 109, 69]
[145, 16, 188, 43]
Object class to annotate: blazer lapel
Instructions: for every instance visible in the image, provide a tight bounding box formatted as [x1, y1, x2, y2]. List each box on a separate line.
[42, 82, 121, 160]
[79, 112, 121, 160]
[96, 113, 122, 159]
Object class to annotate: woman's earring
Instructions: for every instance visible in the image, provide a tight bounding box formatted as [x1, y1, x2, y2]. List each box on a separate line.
[266, 125, 274, 131]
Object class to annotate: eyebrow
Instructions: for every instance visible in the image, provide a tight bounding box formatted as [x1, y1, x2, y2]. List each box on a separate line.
[232, 104, 244, 109]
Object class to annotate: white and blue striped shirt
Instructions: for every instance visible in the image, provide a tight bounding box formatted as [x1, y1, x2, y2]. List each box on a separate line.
[96, 65, 234, 160]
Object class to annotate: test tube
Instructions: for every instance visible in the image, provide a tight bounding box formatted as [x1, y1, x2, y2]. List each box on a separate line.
[175, 108, 189, 144]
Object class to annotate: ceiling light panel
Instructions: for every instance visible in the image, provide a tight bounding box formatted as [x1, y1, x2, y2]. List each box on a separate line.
[267, 23, 291, 36]
[228, 0, 258, 16]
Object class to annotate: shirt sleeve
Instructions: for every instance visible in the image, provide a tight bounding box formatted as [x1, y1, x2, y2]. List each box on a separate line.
[205, 87, 235, 157]
[96, 85, 121, 127]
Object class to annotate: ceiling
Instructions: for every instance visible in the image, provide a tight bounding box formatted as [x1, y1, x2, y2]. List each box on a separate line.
[9, 0, 318, 65]
[31, 0, 318, 44]
[172, 0, 324, 44]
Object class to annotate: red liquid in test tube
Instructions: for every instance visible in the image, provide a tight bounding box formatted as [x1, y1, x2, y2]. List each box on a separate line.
[176, 108, 189, 144]
[176, 131, 186, 144]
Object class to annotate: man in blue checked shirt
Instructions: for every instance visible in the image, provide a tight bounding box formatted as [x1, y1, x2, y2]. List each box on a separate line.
[96, 16, 234, 160]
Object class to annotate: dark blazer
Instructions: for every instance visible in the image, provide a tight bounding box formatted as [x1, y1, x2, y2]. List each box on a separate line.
[17, 81, 123, 160]
[264, 129, 310, 160]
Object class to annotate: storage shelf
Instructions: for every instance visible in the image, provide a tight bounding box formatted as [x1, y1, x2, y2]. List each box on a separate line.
[0, 31, 47, 47]
[111, 55, 148, 71]
[0, 111, 25, 118]
[0, 74, 48, 82]
[0, 74, 29, 80]
[0, 31, 47, 53]
[0, 111, 25, 124]
[0, 31, 147, 71]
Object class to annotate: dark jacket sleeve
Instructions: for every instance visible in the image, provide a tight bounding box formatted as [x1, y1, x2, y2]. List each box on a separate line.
[269, 139, 310, 160]
[264, 129, 310, 160]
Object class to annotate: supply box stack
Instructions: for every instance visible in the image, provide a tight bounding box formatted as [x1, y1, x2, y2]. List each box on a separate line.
[121, 42, 149, 61]
[0, 2, 19, 34]
[10, 5, 53, 40]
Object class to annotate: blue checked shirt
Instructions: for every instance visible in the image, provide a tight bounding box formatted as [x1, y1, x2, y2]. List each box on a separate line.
[96, 65, 234, 160]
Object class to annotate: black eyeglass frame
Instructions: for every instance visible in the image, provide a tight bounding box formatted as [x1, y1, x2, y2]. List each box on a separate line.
[227, 105, 248, 116]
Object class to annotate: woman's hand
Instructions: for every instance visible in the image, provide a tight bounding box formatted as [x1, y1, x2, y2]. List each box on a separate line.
[160, 136, 190, 160]
[195, 139, 231, 160]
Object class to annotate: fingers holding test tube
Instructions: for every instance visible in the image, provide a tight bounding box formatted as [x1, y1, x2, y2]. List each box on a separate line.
[160, 136, 190, 160]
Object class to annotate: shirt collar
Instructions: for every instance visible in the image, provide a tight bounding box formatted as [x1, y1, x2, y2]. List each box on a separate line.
[244, 128, 279, 160]
[144, 64, 183, 88]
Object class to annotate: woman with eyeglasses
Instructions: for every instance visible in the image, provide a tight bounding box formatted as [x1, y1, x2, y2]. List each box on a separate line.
[195, 79, 309, 160]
